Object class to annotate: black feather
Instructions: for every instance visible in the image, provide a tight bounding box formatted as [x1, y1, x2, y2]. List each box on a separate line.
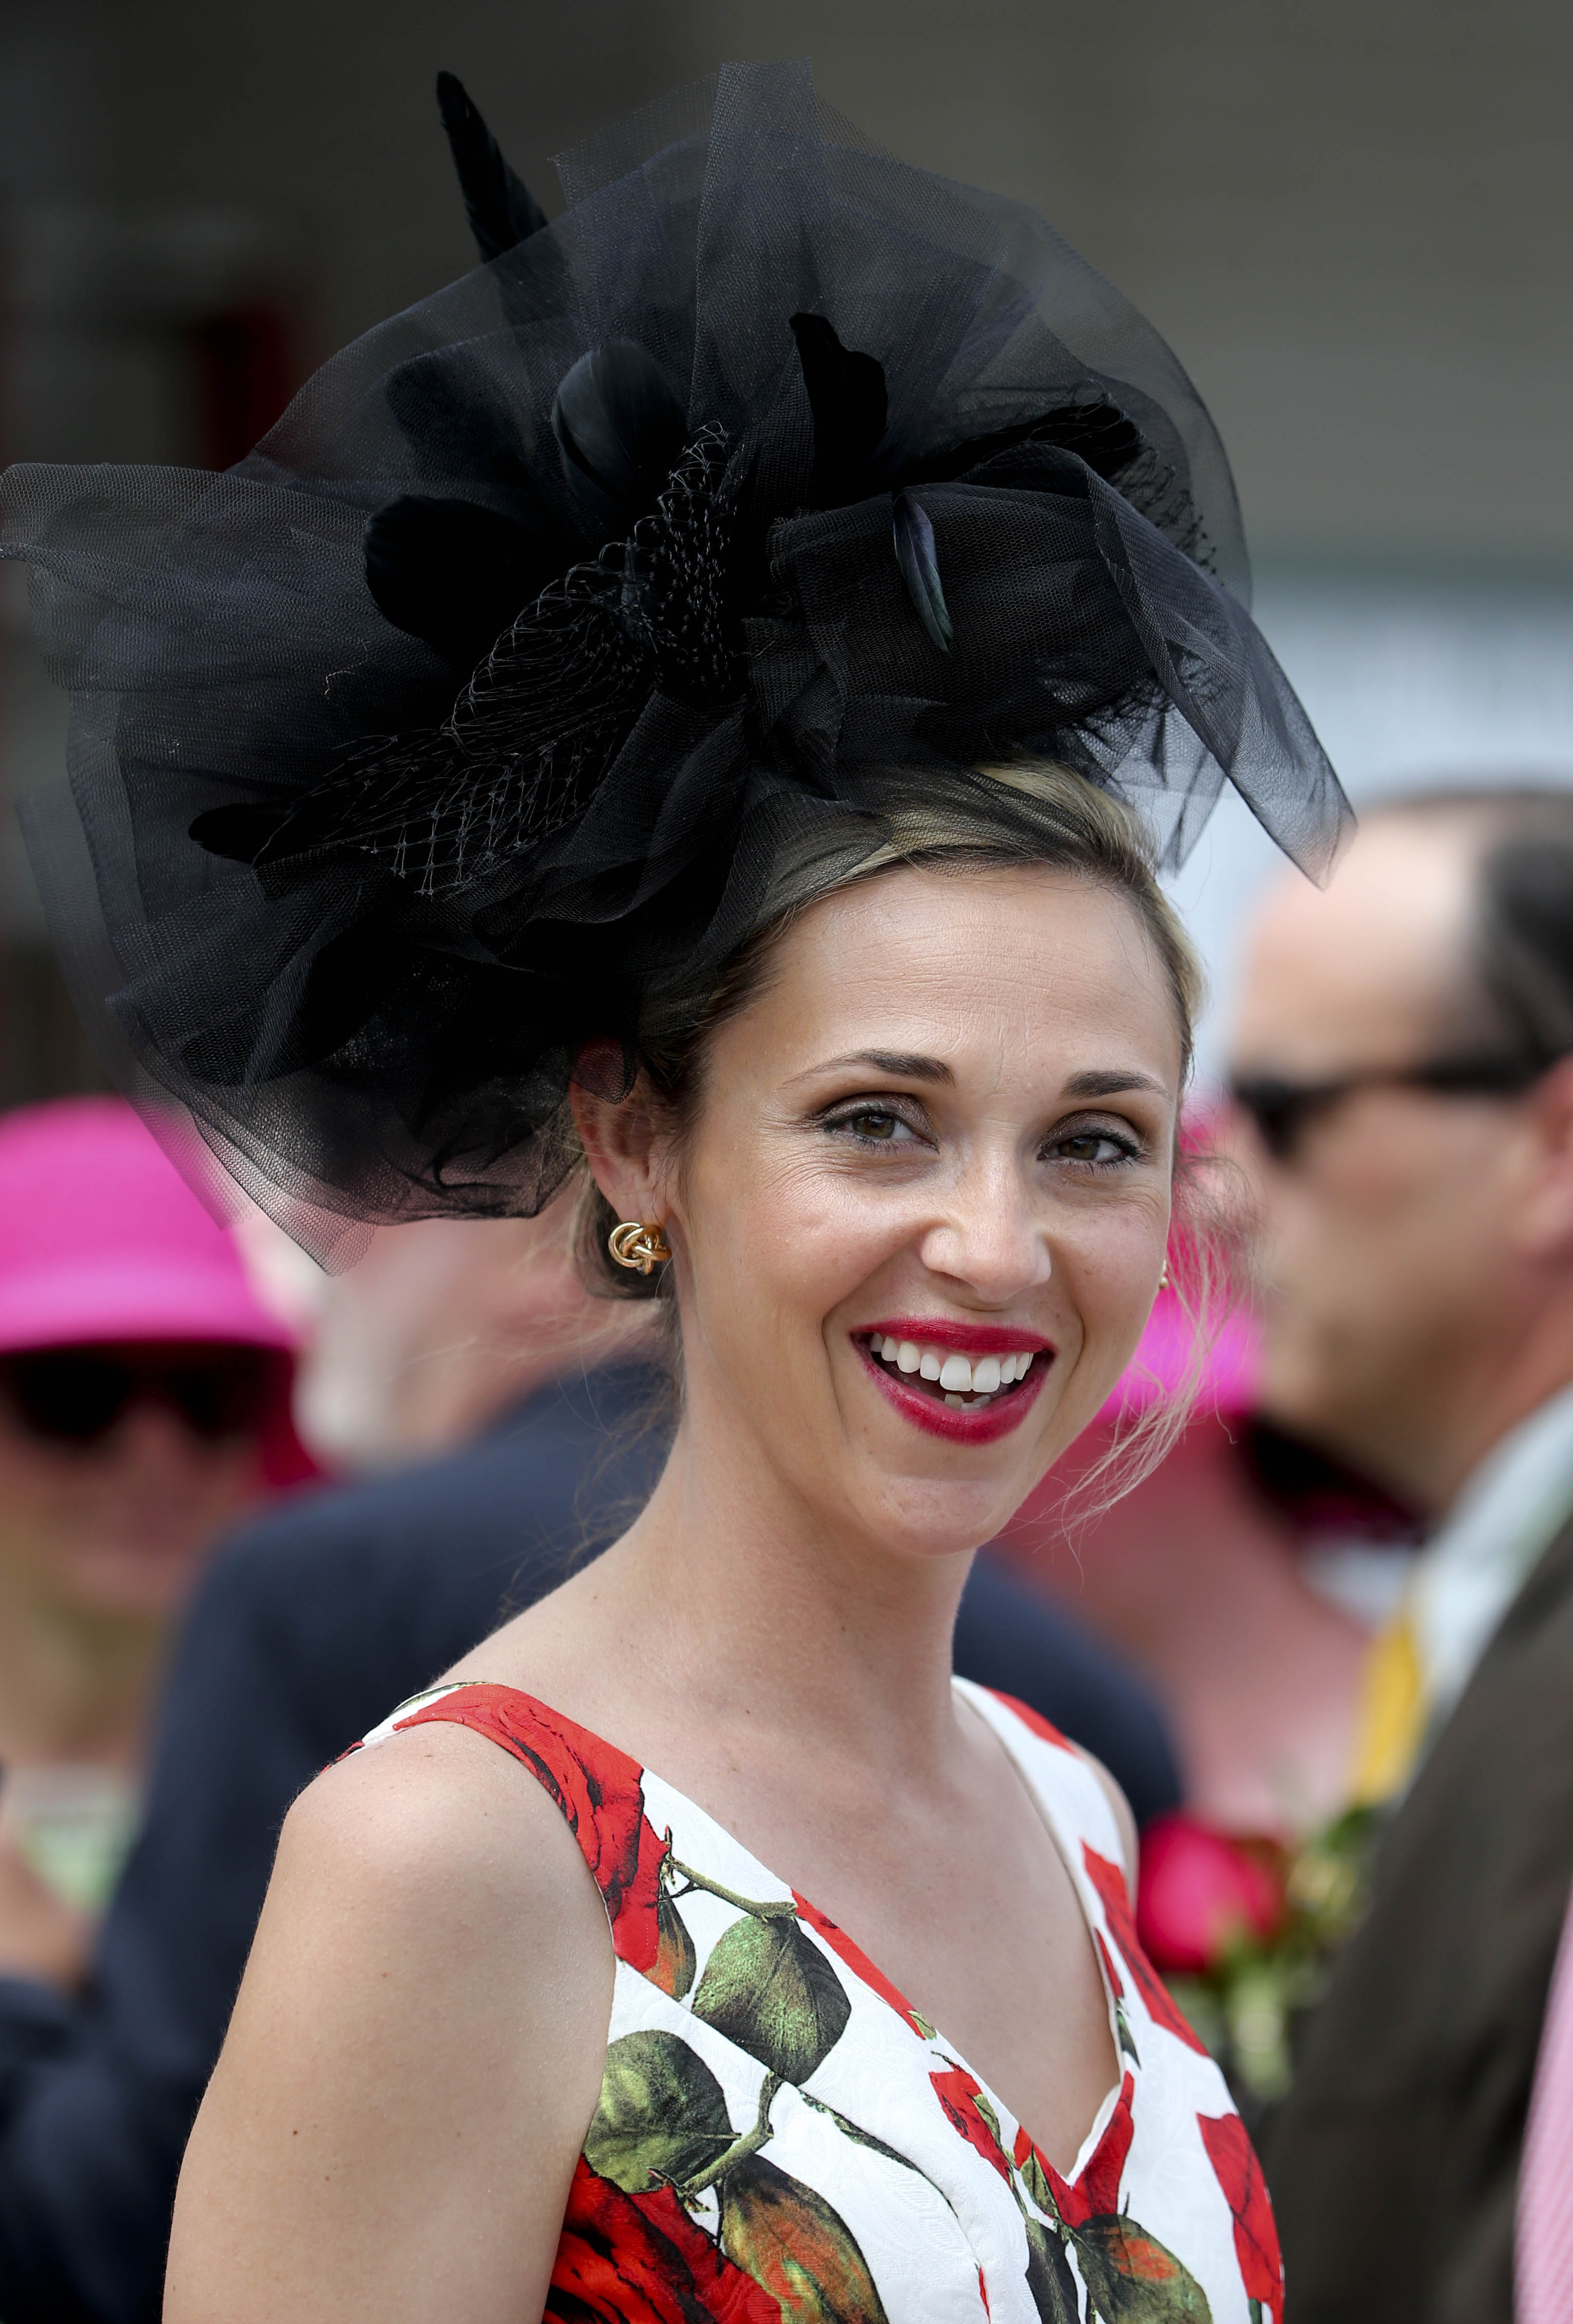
[435, 71, 548, 261]
[364, 495, 557, 668]
[552, 342, 687, 530]
[789, 313, 888, 506]
[385, 351, 531, 483]
[892, 490, 952, 654]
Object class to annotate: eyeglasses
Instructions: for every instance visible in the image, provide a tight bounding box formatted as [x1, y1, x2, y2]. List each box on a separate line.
[1228, 1052, 1550, 1163]
[0, 1349, 277, 1449]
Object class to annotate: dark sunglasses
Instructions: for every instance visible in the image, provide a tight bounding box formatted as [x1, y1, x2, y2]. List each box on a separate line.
[1229, 1052, 1550, 1163]
[0, 1349, 277, 1449]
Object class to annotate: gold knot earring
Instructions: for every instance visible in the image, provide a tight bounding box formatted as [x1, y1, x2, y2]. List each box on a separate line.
[608, 1219, 673, 1275]
[1159, 1258, 1171, 1289]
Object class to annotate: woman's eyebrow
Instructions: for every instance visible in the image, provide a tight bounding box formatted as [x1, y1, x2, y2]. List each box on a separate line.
[1062, 1068, 1169, 1098]
[795, 1049, 955, 1085]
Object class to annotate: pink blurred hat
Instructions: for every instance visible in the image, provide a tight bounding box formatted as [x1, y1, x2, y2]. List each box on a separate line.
[1097, 1286, 1258, 1427]
[0, 1096, 295, 1357]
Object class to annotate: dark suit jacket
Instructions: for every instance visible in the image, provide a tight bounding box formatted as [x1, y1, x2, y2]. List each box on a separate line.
[1265, 1511, 1573, 2324]
[0, 1363, 1179, 2324]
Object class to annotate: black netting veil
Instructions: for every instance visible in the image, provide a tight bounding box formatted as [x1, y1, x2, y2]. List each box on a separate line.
[1, 60, 1349, 1261]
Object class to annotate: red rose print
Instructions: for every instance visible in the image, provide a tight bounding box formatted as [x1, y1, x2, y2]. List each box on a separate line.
[550, 2158, 780, 2324]
[931, 2065, 1011, 2181]
[794, 1894, 928, 2036]
[1198, 2111, 1282, 2306]
[1137, 1815, 1288, 1976]
[395, 1684, 664, 1973]
[1016, 2075, 1134, 2228]
[1095, 1931, 1123, 2003]
[1082, 1843, 1209, 2057]
[1058, 2076, 1135, 2228]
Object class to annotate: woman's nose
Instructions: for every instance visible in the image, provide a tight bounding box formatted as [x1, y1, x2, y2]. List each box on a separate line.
[916, 1162, 1051, 1301]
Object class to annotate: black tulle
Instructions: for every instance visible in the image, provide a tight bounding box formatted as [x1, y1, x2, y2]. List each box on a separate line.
[0, 60, 1349, 1262]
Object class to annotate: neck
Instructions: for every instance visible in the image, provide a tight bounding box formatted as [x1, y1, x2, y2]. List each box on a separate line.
[1411, 1291, 1573, 1514]
[0, 1563, 164, 1769]
[602, 1383, 973, 1789]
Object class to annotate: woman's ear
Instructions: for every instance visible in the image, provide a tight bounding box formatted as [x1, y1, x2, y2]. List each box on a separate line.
[569, 1073, 673, 1229]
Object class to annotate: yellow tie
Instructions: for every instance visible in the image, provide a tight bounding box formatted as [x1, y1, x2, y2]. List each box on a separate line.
[1348, 1604, 1427, 1806]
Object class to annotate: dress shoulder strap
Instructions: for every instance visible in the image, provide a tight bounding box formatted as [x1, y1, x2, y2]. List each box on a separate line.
[357, 1681, 665, 1969]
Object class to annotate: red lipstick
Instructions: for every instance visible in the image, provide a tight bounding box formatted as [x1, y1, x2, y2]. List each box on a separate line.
[853, 1330, 1052, 1446]
[860, 1318, 1055, 1355]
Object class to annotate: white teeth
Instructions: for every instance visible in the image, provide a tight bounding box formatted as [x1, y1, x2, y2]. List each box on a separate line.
[945, 1392, 967, 1408]
[869, 1334, 1041, 1392]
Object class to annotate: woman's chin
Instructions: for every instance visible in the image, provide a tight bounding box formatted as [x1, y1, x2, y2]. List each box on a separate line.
[842, 1466, 1045, 1563]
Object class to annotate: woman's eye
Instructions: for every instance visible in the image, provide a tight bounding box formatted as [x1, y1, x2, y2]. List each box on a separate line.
[1050, 1129, 1137, 1168]
[831, 1108, 920, 1146]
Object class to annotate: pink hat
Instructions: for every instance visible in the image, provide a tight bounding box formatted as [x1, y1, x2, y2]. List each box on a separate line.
[1097, 1286, 1258, 1427]
[1098, 1108, 1259, 1427]
[0, 1097, 295, 1356]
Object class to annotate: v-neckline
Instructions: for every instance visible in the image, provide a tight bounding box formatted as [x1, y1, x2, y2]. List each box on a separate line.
[393, 1676, 1129, 2189]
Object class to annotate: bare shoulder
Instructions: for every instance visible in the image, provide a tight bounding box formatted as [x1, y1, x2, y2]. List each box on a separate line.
[276, 1713, 592, 1916]
[1068, 1743, 1140, 1896]
[165, 1719, 612, 2324]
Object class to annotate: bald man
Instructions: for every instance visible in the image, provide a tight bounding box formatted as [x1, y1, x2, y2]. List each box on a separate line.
[1227, 788, 1573, 2324]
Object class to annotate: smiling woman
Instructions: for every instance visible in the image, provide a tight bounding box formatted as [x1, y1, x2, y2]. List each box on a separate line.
[3, 60, 1345, 2324]
[570, 849, 1184, 1553]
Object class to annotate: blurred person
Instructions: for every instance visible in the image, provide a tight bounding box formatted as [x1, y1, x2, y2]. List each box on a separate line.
[291, 1208, 632, 1468]
[997, 1291, 1395, 1831]
[1225, 788, 1573, 2322]
[0, 1098, 297, 1989]
[292, 1206, 652, 1465]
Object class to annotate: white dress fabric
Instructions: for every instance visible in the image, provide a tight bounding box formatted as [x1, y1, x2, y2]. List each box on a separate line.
[359, 1676, 1282, 2324]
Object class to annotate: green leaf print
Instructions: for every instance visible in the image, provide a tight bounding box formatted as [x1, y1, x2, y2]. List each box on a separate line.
[693, 1912, 852, 2083]
[1024, 2213, 1081, 2324]
[584, 2030, 737, 2194]
[1020, 2147, 1058, 2221]
[1071, 2215, 1214, 2324]
[652, 1880, 698, 1999]
[720, 2153, 889, 2324]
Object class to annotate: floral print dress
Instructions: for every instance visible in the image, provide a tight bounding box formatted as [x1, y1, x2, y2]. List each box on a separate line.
[356, 1679, 1281, 2324]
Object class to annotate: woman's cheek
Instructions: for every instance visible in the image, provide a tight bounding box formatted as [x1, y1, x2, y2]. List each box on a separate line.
[1060, 1240, 1165, 1382]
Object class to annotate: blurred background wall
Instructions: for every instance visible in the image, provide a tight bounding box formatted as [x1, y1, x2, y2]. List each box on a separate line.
[3, 0, 1571, 1089]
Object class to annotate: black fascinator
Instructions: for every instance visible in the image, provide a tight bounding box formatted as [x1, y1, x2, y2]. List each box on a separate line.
[2, 61, 1349, 1261]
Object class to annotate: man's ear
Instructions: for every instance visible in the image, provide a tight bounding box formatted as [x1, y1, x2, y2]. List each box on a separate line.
[1519, 1055, 1573, 1260]
[568, 1073, 674, 1231]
